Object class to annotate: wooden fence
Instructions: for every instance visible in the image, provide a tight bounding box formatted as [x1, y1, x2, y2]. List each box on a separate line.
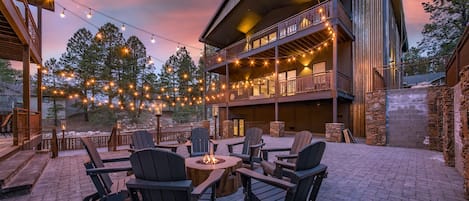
[41, 129, 191, 151]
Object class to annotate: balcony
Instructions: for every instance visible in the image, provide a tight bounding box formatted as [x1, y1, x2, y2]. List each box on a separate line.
[205, 0, 352, 70]
[0, 0, 42, 63]
[206, 71, 352, 106]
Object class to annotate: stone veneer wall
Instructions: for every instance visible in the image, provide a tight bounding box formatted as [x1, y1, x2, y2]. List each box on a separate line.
[365, 90, 386, 145]
[459, 66, 469, 195]
[440, 87, 455, 166]
[428, 87, 444, 151]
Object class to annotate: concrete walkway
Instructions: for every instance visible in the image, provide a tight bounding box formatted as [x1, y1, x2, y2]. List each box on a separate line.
[3, 135, 466, 201]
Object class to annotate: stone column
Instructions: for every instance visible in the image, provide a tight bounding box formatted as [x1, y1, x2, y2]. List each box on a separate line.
[440, 87, 454, 166]
[325, 123, 344, 142]
[222, 120, 234, 138]
[270, 121, 284, 137]
[459, 65, 469, 196]
[365, 90, 387, 146]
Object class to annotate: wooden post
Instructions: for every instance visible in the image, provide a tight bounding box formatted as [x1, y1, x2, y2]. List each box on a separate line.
[107, 126, 118, 151]
[274, 45, 279, 121]
[23, 45, 30, 140]
[51, 128, 58, 158]
[156, 115, 161, 144]
[332, 24, 338, 123]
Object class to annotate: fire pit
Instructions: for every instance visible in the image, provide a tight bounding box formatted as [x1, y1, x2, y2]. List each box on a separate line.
[196, 154, 226, 165]
[186, 155, 242, 197]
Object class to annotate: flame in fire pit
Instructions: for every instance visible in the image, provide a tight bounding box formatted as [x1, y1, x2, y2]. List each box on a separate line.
[202, 154, 219, 164]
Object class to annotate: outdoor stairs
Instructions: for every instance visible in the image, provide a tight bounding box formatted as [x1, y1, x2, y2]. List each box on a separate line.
[0, 150, 49, 198]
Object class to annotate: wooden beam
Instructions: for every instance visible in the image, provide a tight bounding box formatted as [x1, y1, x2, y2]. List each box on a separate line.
[22, 44, 30, 140]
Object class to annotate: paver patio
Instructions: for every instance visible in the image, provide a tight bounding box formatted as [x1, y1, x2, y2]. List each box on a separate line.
[3, 135, 465, 201]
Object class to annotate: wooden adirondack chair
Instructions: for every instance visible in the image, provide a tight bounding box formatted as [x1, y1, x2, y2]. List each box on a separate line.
[81, 137, 132, 201]
[185, 127, 218, 157]
[227, 127, 265, 169]
[126, 148, 224, 201]
[130, 130, 178, 152]
[260, 131, 313, 177]
[237, 141, 328, 201]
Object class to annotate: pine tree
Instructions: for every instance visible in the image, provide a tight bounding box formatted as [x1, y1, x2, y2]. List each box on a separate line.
[0, 59, 20, 83]
[418, 0, 468, 66]
[60, 28, 95, 121]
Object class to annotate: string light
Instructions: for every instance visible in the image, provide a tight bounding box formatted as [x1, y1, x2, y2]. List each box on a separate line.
[121, 24, 126, 32]
[86, 8, 92, 19]
[151, 35, 155, 43]
[60, 8, 66, 18]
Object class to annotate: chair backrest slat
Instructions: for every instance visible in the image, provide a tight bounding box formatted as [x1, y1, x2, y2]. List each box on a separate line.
[288, 141, 326, 201]
[288, 131, 313, 163]
[132, 131, 155, 149]
[80, 137, 113, 193]
[130, 149, 190, 201]
[190, 127, 210, 155]
[242, 127, 263, 155]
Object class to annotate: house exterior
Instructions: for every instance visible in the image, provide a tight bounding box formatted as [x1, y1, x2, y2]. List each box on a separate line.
[200, 0, 407, 136]
[0, 0, 54, 147]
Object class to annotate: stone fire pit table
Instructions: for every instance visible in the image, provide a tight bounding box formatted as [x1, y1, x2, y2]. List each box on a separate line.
[186, 155, 242, 197]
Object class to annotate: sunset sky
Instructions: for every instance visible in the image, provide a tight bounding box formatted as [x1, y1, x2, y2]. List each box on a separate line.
[20, 0, 431, 71]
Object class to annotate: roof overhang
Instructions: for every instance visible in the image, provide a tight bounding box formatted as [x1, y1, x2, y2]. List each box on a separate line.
[28, 0, 55, 12]
[200, 0, 318, 48]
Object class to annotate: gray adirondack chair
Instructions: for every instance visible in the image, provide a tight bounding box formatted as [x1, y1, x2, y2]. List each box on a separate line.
[81, 137, 132, 201]
[237, 141, 327, 201]
[227, 127, 264, 169]
[130, 130, 178, 152]
[260, 130, 313, 177]
[185, 127, 218, 157]
[126, 148, 224, 201]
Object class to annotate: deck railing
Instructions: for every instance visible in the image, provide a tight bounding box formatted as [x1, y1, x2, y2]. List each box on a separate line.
[41, 129, 192, 151]
[205, 0, 352, 67]
[10, 0, 40, 54]
[12, 108, 41, 146]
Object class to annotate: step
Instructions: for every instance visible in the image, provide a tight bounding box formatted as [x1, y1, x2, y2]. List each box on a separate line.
[0, 150, 35, 186]
[0, 146, 19, 162]
[1, 153, 49, 195]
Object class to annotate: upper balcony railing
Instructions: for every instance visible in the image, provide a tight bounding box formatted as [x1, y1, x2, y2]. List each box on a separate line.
[206, 0, 351, 68]
[16, 0, 40, 54]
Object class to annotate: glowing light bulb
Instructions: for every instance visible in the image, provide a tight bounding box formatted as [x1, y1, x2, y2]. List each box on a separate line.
[121, 24, 126, 31]
[86, 9, 92, 19]
[151, 35, 155, 43]
[60, 8, 66, 18]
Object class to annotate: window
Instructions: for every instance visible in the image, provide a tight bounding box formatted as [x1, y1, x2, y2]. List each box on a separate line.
[279, 28, 286, 39]
[268, 32, 277, 42]
[300, 17, 311, 29]
[287, 24, 297, 36]
[312, 62, 327, 89]
[252, 39, 260, 49]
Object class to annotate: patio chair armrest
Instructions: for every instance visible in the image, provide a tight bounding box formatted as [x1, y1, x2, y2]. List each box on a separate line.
[192, 169, 224, 197]
[126, 178, 192, 191]
[249, 142, 265, 157]
[102, 157, 130, 163]
[294, 164, 328, 180]
[261, 147, 292, 161]
[227, 141, 244, 153]
[276, 154, 298, 161]
[86, 166, 132, 175]
[209, 140, 219, 152]
[274, 160, 296, 170]
[237, 168, 295, 190]
[155, 144, 178, 153]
